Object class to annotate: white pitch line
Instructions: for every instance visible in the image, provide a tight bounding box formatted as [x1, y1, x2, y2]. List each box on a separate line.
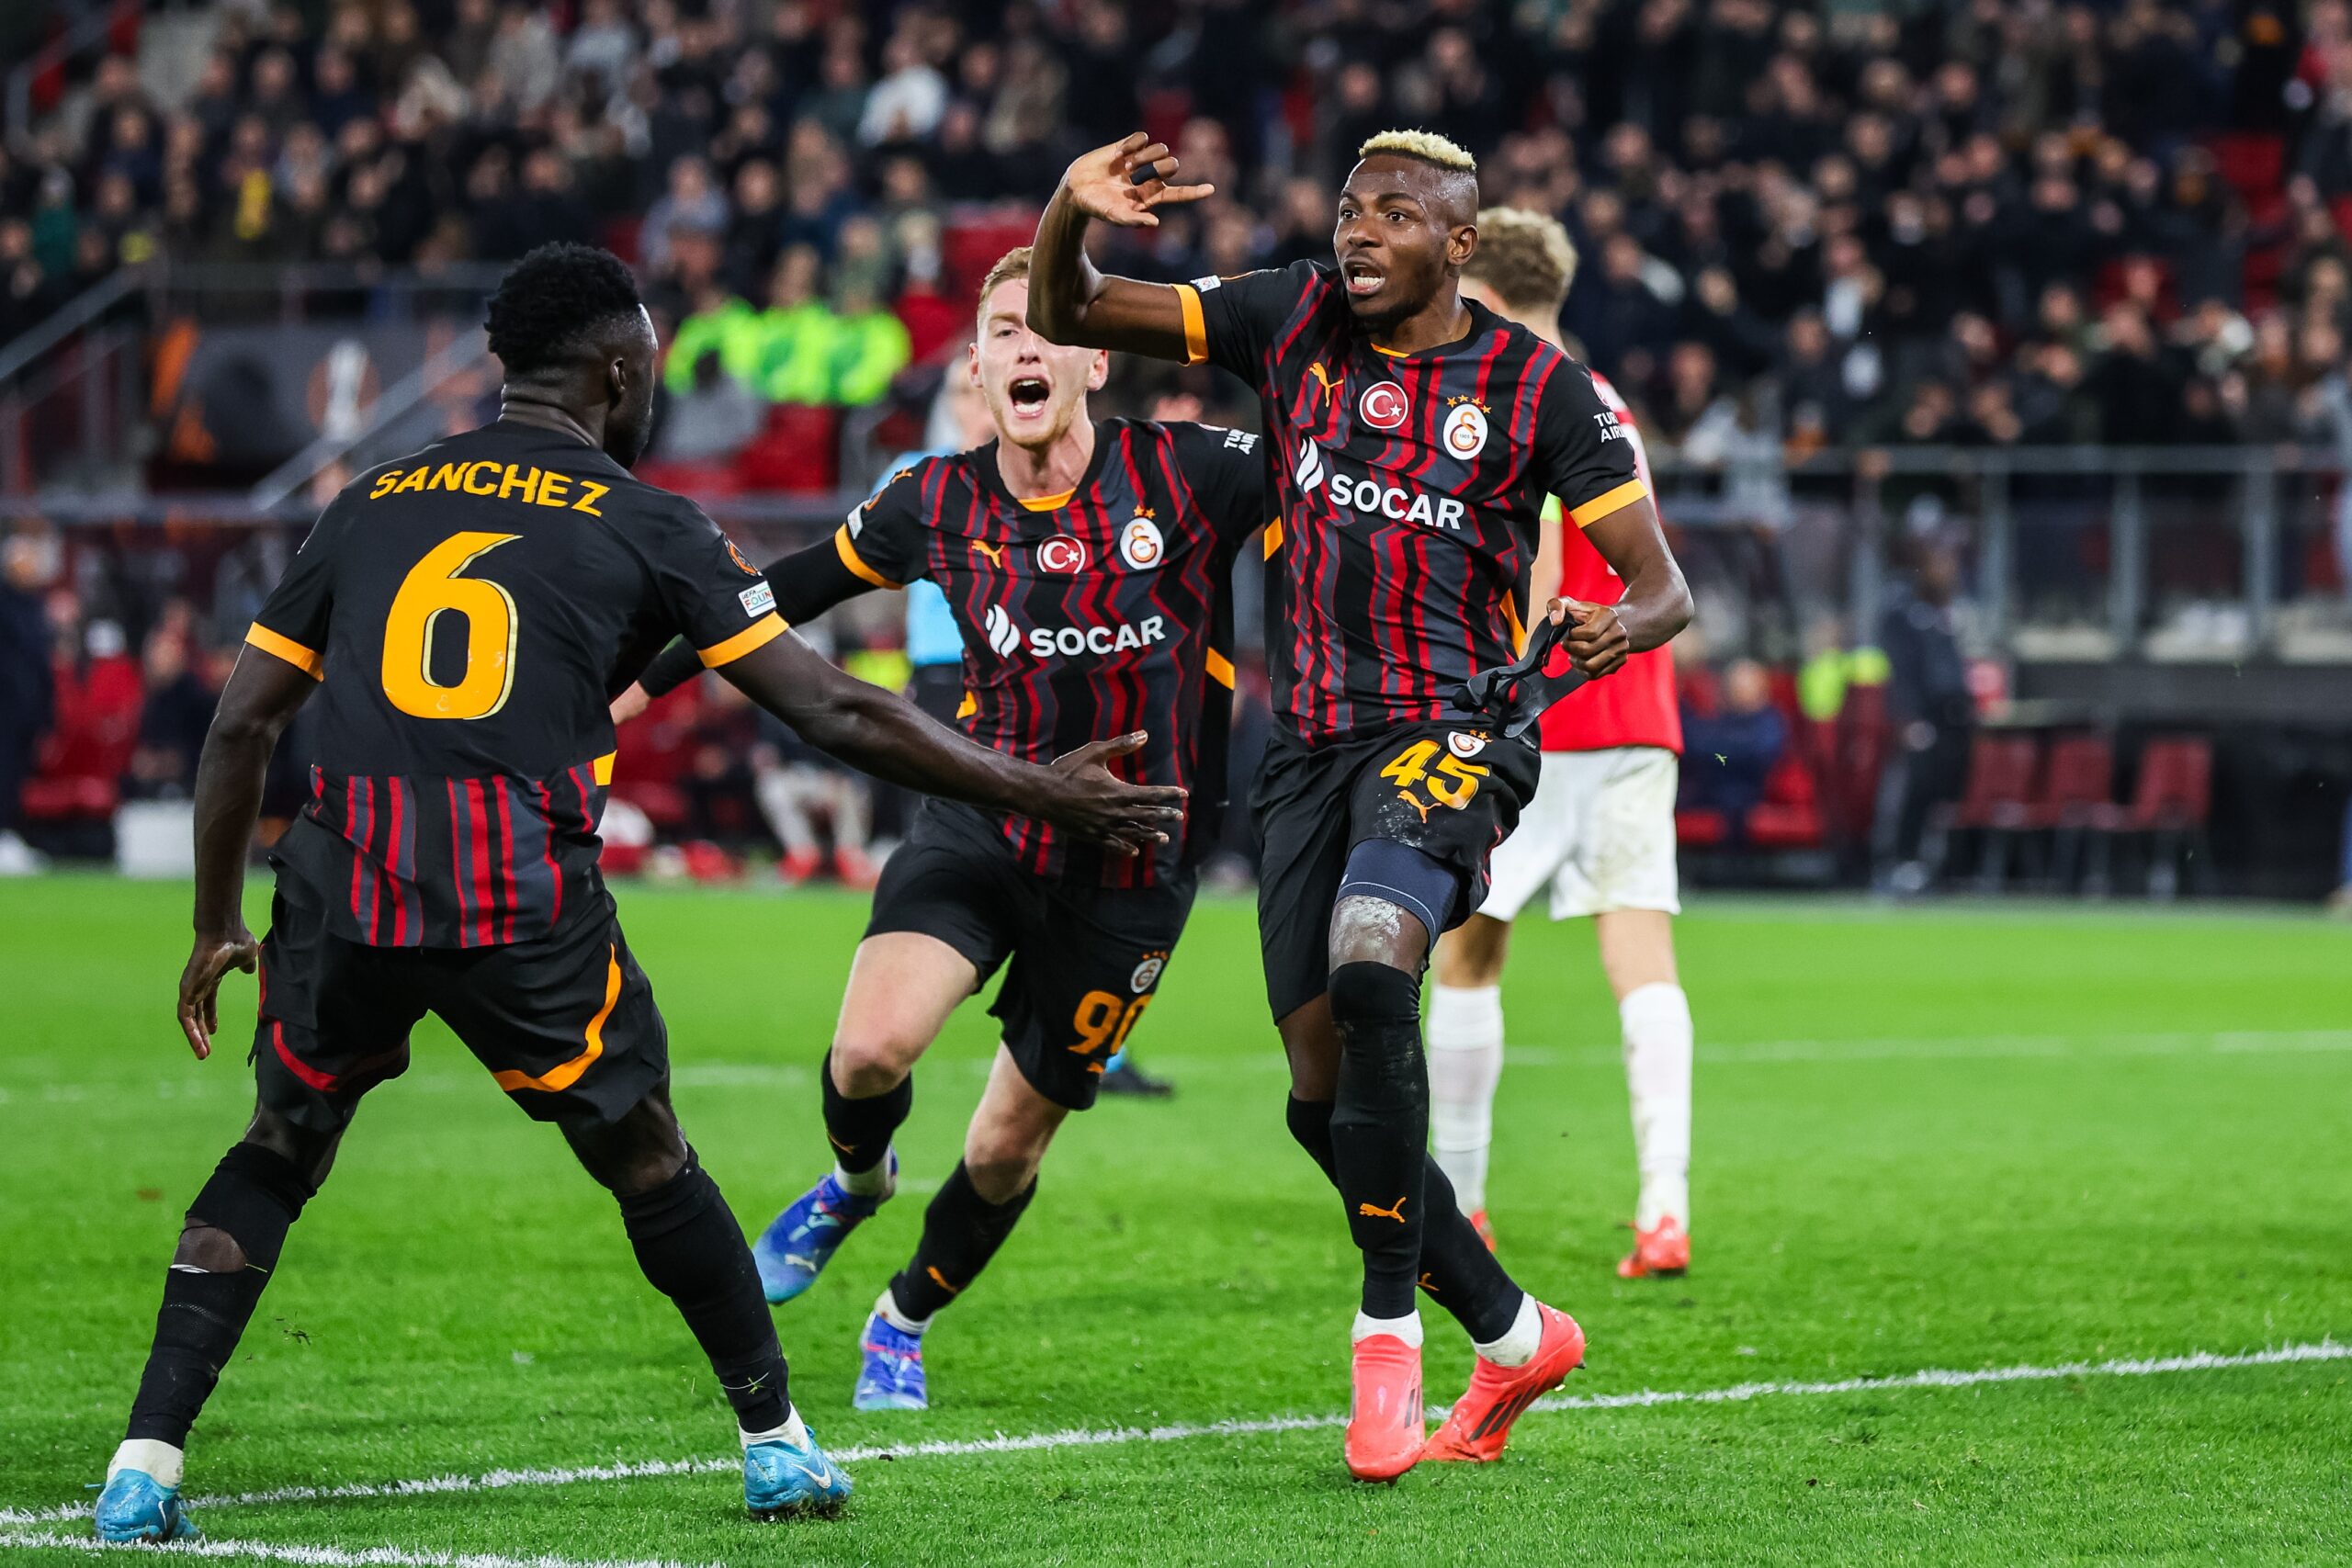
[0, 1529, 709, 1568]
[4, 1338, 2340, 1531]
[8, 1029, 2352, 1110]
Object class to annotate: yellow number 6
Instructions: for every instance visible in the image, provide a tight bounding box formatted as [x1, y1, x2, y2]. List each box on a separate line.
[381, 532, 521, 720]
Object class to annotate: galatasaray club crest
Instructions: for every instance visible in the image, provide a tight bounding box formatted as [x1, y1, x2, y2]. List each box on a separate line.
[1119, 513, 1165, 570]
[1447, 730, 1488, 759]
[1359, 378, 1409, 432]
[1442, 400, 1489, 459]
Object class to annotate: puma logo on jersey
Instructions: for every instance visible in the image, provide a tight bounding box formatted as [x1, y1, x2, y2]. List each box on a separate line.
[970, 539, 1006, 567]
[1308, 362, 1344, 401]
[1358, 1196, 1409, 1224]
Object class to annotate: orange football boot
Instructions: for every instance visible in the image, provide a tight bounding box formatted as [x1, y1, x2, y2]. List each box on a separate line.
[1616, 1215, 1690, 1279]
[1468, 1210, 1497, 1252]
[1421, 1303, 1586, 1463]
[1343, 1333, 1425, 1483]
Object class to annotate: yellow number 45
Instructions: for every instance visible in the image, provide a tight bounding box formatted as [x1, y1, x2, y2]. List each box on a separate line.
[1379, 739, 1487, 808]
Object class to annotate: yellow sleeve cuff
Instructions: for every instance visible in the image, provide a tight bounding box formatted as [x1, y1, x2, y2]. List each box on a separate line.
[244, 623, 324, 680]
[697, 613, 789, 668]
[1567, 479, 1648, 529]
[1173, 283, 1209, 367]
[834, 525, 903, 589]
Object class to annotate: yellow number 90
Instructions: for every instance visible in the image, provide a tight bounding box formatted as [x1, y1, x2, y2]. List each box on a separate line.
[380, 532, 522, 720]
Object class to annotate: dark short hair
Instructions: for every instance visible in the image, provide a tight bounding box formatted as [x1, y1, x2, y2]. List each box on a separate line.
[483, 243, 643, 376]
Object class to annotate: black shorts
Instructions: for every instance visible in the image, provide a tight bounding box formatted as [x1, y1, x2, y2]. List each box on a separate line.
[253, 878, 667, 1134]
[1252, 718, 1542, 1021]
[865, 803, 1195, 1111]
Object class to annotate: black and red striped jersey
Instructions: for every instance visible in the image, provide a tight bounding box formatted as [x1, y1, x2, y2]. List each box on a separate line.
[1171, 259, 1648, 744]
[248, 419, 788, 947]
[834, 418, 1265, 886]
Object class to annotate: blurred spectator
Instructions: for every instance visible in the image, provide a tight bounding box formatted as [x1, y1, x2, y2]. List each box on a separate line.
[0, 525, 59, 875]
[1681, 659, 1790, 852]
[1873, 536, 1974, 895]
[656, 352, 763, 464]
[123, 625, 218, 801]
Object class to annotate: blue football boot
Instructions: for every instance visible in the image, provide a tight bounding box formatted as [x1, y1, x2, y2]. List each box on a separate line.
[752, 1151, 896, 1304]
[743, 1425, 852, 1519]
[852, 1306, 929, 1411]
[93, 1467, 198, 1543]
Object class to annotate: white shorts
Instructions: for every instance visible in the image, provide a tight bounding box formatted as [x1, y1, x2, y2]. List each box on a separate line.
[1481, 746, 1680, 921]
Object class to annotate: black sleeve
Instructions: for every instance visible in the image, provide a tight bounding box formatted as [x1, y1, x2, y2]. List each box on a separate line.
[1169, 422, 1274, 547]
[636, 535, 876, 700]
[1530, 356, 1648, 531]
[1173, 261, 1323, 382]
[833, 459, 934, 588]
[244, 499, 350, 679]
[642, 498, 790, 670]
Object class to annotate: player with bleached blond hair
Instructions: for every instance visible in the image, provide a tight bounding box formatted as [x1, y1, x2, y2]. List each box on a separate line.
[1428, 207, 1696, 1282]
[1028, 131, 1691, 1481]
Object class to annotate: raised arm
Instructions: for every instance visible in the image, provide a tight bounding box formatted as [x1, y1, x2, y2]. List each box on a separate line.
[1028, 132, 1214, 359]
[1550, 497, 1692, 678]
[717, 628, 1184, 854]
[179, 643, 320, 1059]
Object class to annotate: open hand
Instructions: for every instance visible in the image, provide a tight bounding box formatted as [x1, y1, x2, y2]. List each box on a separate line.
[1061, 133, 1216, 229]
[177, 928, 260, 1060]
[1044, 731, 1189, 855]
[1549, 596, 1630, 678]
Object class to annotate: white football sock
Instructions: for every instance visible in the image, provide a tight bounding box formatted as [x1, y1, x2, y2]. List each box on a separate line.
[740, 1404, 810, 1449]
[1351, 1308, 1423, 1348]
[1427, 983, 1505, 1214]
[1621, 982, 1692, 1229]
[835, 1150, 894, 1198]
[1473, 1292, 1541, 1367]
[876, 1286, 931, 1337]
[107, 1438, 184, 1488]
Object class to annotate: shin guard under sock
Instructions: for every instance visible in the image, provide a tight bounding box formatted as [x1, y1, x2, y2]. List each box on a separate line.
[820, 1048, 912, 1179]
[128, 1142, 315, 1445]
[616, 1154, 789, 1432]
[888, 1161, 1035, 1321]
[1326, 961, 1430, 1320]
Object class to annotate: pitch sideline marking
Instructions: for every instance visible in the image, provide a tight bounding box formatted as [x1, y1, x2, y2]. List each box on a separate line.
[0, 1530, 707, 1568]
[3, 1338, 2341, 1532]
[8, 1028, 2352, 1108]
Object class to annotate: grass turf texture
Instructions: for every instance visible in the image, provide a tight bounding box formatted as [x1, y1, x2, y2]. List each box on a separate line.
[2, 874, 2347, 1565]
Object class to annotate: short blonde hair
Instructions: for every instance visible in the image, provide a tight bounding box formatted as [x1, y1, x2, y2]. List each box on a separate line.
[1357, 129, 1477, 174]
[977, 246, 1031, 318]
[1464, 207, 1578, 312]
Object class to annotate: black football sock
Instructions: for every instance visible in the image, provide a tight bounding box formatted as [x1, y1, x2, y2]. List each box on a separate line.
[821, 1048, 912, 1178]
[616, 1153, 789, 1432]
[127, 1142, 316, 1445]
[1327, 961, 1430, 1320]
[1414, 1154, 1524, 1342]
[1285, 1093, 1340, 1181]
[1289, 1093, 1524, 1340]
[888, 1161, 1035, 1321]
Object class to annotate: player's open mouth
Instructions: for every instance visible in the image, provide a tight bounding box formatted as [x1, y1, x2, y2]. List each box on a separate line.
[1343, 262, 1385, 298]
[1009, 377, 1051, 416]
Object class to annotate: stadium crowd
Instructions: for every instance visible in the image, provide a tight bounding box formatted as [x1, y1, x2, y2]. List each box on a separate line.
[6, 0, 2352, 456]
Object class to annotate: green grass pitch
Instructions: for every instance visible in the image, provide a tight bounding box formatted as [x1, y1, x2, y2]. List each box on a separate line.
[2, 874, 2347, 1564]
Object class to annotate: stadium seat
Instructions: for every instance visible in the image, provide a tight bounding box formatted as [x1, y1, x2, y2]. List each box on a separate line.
[1927, 733, 2040, 889]
[734, 404, 841, 493]
[2086, 736, 2214, 899]
[1675, 807, 1729, 849]
[609, 682, 703, 832]
[1744, 752, 1825, 851]
[2021, 734, 2116, 890]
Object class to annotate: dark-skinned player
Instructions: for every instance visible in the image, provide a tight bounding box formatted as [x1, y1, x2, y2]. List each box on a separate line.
[91, 243, 1184, 1541]
[1026, 131, 1693, 1481]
